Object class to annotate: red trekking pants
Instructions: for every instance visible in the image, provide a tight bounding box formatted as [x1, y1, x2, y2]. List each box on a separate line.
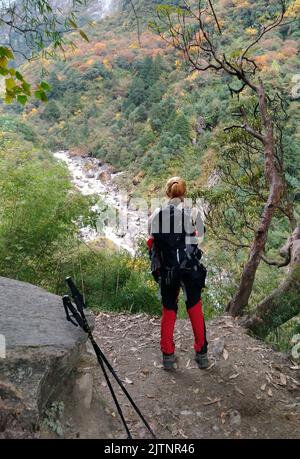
[160, 269, 208, 355]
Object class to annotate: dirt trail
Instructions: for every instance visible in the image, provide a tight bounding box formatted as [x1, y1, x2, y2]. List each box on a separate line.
[77, 312, 300, 439]
[46, 312, 300, 439]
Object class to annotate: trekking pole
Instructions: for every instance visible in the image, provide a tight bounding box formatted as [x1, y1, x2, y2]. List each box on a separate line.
[63, 277, 156, 439]
[63, 296, 132, 439]
[65, 277, 156, 438]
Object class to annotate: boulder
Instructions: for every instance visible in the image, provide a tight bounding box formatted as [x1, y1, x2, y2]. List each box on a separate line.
[69, 147, 89, 158]
[97, 165, 116, 184]
[132, 171, 145, 186]
[0, 277, 90, 438]
[97, 170, 111, 183]
[86, 170, 96, 179]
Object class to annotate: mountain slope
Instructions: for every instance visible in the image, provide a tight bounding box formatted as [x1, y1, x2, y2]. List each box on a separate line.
[11, 0, 299, 195]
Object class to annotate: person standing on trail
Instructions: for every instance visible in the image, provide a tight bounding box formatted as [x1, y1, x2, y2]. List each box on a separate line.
[147, 177, 208, 371]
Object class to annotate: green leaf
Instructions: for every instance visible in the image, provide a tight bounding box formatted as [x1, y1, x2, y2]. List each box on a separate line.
[0, 56, 8, 68]
[16, 71, 24, 81]
[79, 30, 89, 42]
[17, 95, 27, 105]
[0, 47, 7, 58]
[40, 81, 51, 91]
[22, 81, 31, 95]
[4, 94, 14, 104]
[5, 48, 14, 59]
[35, 90, 48, 102]
[0, 47, 14, 59]
[5, 78, 15, 90]
[35, 90, 43, 100]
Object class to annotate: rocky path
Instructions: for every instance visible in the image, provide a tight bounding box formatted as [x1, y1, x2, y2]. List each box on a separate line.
[85, 313, 300, 439]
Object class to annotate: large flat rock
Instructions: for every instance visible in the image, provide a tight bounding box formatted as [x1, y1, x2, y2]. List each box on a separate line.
[0, 276, 89, 438]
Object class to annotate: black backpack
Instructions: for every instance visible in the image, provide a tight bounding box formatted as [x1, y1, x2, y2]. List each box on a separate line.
[151, 204, 203, 271]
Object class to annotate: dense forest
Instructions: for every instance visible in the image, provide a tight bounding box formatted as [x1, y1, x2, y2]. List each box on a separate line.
[0, 0, 299, 352]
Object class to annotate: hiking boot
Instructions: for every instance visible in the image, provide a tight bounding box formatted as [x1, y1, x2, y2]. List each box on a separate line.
[162, 353, 176, 371]
[195, 352, 209, 369]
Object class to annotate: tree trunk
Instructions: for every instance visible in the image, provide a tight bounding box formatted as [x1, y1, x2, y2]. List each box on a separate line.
[242, 227, 300, 338]
[227, 80, 285, 316]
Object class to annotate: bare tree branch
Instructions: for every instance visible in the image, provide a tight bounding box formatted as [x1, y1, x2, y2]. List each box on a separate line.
[208, 0, 222, 35]
[224, 124, 265, 143]
[261, 248, 291, 268]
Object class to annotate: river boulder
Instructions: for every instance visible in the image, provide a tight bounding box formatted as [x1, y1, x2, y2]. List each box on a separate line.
[97, 169, 112, 183]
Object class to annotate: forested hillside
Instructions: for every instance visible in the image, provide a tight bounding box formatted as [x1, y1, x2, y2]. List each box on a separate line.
[0, 0, 299, 352]
[8, 0, 299, 187]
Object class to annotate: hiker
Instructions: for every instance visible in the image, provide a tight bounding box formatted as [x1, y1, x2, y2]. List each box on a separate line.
[147, 177, 208, 371]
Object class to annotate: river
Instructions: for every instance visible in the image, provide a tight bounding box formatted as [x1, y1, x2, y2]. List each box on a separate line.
[53, 151, 148, 255]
